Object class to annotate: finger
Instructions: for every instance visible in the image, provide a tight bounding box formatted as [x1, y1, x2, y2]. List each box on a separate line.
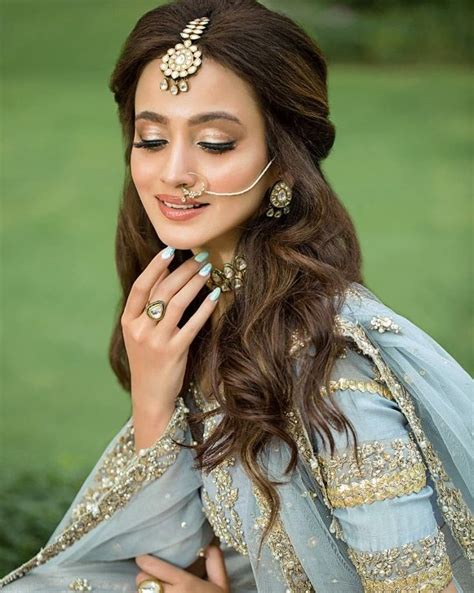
[123, 247, 176, 320]
[136, 573, 169, 593]
[136, 554, 189, 586]
[176, 284, 221, 344]
[153, 261, 216, 334]
[204, 545, 230, 591]
[144, 253, 210, 323]
[135, 570, 154, 586]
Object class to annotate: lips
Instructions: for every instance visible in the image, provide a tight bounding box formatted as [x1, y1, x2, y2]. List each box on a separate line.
[156, 194, 209, 206]
[156, 196, 210, 221]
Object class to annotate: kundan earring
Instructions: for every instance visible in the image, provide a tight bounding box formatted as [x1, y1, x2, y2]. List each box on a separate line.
[266, 180, 293, 218]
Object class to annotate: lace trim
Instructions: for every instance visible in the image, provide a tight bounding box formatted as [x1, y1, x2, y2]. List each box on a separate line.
[348, 529, 453, 592]
[0, 397, 189, 587]
[334, 315, 474, 560]
[318, 435, 427, 508]
[253, 484, 315, 593]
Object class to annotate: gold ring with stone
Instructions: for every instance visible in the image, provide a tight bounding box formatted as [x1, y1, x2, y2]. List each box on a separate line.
[137, 578, 164, 593]
[145, 299, 167, 322]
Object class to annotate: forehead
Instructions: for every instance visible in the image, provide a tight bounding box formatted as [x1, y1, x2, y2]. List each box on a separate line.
[134, 57, 263, 126]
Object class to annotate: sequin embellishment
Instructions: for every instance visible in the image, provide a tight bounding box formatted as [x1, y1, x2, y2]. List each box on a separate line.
[253, 485, 315, 593]
[69, 578, 93, 591]
[0, 398, 189, 587]
[190, 381, 248, 556]
[369, 315, 401, 334]
[319, 378, 393, 401]
[318, 434, 427, 508]
[348, 528, 453, 592]
[334, 315, 474, 560]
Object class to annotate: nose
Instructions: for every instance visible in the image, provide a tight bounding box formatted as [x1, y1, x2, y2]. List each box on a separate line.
[159, 139, 198, 191]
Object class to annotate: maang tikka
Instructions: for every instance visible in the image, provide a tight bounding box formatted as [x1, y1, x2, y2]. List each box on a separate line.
[159, 16, 210, 95]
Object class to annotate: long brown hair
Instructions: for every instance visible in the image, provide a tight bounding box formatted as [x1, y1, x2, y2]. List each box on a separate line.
[108, 0, 365, 544]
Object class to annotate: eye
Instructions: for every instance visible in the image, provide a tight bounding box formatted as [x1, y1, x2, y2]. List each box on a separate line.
[132, 139, 236, 154]
[198, 141, 236, 154]
[132, 140, 166, 152]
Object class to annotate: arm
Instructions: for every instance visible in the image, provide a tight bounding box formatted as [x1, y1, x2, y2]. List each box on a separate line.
[0, 395, 213, 591]
[310, 357, 457, 592]
[132, 391, 176, 451]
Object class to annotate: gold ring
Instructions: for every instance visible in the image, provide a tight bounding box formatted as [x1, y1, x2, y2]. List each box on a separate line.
[137, 578, 164, 593]
[145, 299, 167, 322]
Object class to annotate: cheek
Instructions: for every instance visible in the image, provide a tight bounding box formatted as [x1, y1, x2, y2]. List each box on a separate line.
[130, 152, 154, 191]
[213, 186, 267, 225]
[207, 149, 268, 194]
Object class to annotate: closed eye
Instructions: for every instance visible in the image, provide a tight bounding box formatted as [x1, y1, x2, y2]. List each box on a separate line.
[132, 140, 236, 154]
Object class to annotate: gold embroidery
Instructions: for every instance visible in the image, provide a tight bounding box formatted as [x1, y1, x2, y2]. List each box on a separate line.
[0, 398, 189, 587]
[334, 315, 474, 560]
[253, 484, 315, 593]
[320, 378, 394, 401]
[289, 328, 312, 358]
[201, 460, 248, 556]
[286, 408, 333, 510]
[287, 282, 362, 359]
[286, 407, 348, 540]
[318, 435, 427, 508]
[348, 529, 452, 592]
[70, 427, 136, 523]
[191, 382, 248, 556]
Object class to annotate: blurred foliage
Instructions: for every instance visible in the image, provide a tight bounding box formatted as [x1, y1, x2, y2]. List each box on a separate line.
[1, 0, 472, 578]
[267, 0, 473, 63]
[0, 471, 84, 575]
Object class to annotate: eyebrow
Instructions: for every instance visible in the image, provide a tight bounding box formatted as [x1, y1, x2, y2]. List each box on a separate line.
[134, 110, 243, 127]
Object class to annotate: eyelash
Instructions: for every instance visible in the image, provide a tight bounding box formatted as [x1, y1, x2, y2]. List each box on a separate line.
[132, 139, 236, 154]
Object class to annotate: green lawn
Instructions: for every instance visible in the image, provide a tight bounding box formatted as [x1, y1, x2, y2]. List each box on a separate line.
[1, 0, 472, 486]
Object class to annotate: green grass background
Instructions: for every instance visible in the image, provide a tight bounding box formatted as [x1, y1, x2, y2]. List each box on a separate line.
[0, 0, 472, 575]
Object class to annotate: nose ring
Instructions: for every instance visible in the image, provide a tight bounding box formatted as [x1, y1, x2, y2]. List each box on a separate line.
[180, 172, 208, 202]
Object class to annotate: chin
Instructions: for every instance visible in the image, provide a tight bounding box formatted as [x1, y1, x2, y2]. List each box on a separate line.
[154, 229, 209, 252]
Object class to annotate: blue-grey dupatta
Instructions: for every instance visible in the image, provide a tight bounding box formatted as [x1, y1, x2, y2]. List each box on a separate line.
[1, 282, 472, 592]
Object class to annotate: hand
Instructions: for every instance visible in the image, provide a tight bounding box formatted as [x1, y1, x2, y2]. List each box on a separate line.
[120, 247, 218, 416]
[135, 545, 231, 593]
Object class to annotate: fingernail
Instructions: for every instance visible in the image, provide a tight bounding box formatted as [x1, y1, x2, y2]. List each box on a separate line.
[194, 251, 209, 263]
[198, 262, 213, 277]
[161, 246, 175, 259]
[209, 287, 221, 301]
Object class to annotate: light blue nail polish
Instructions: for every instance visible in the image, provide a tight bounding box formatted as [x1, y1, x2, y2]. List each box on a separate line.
[209, 287, 221, 301]
[198, 262, 213, 276]
[194, 251, 209, 263]
[161, 246, 175, 259]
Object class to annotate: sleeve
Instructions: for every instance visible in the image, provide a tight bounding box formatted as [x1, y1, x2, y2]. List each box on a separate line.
[311, 346, 456, 593]
[0, 396, 214, 591]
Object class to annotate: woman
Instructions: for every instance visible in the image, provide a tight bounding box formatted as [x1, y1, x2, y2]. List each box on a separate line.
[1, 0, 472, 591]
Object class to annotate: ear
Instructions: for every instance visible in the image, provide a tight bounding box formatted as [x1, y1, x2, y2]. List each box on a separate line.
[267, 164, 294, 189]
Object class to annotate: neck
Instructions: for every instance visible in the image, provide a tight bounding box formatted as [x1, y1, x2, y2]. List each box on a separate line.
[191, 228, 241, 271]
[191, 231, 241, 329]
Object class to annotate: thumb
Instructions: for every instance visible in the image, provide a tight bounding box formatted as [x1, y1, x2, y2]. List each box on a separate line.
[204, 545, 230, 591]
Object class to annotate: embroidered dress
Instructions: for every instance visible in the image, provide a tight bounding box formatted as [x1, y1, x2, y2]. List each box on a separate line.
[1, 283, 472, 592]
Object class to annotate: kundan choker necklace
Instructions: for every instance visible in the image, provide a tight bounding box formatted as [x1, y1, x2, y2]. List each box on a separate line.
[205, 254, 247, 292]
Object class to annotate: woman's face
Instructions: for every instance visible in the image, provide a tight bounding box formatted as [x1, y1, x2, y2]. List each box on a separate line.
[131, 57, 277, 259]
